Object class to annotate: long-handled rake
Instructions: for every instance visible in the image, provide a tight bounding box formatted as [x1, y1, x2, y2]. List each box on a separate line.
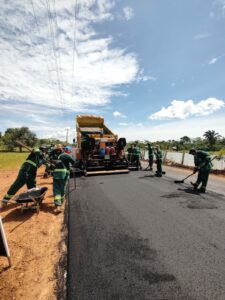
[174, 172, 195, 184]
[174, 155, 219, 184]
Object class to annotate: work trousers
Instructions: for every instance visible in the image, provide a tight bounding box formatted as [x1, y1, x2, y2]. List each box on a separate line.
[53, 171, 69, 206]
[156, 159, 162, 175]
[196, 168, 210, 189]
[148, 156, 153, 168]
[53, 178, 67, 206]
[4, 169, 36, 200]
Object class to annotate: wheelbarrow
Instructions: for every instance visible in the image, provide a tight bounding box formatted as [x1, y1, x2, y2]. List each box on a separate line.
[14, 187, 48, 213]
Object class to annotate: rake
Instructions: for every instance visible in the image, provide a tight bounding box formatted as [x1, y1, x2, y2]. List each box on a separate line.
[174, 172, 195, 184]
[174, 156, 218, 184]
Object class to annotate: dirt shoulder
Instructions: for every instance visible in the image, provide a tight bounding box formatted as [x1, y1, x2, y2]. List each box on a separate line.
[0, 166, 67, 300]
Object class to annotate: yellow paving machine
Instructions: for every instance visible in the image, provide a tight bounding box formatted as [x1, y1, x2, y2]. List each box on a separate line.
[75, 115, 129, 175]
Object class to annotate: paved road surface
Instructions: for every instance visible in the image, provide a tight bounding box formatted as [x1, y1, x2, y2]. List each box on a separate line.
[67, 167, 225, 300]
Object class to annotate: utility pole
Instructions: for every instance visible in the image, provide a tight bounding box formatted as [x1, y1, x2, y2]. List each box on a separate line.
[65, 127, 69, 144]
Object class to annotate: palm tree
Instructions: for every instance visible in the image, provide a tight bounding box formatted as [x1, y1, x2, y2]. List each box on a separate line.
[203, 130, 221, 150]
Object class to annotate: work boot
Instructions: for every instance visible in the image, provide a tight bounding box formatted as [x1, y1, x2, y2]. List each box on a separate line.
[155, 173, 162, 177]
[198, 187, 206, 193]
[191, 182, 198, 191]
[54, 205, 62, 214]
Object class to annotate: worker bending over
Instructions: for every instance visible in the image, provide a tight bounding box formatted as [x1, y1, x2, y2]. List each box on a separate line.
[189, 148, 212, 193]
[43, 144, 63, 178]
[53, 148, 75, 210]
[154, 145, 163, 177]
[1, 148, 43, 207]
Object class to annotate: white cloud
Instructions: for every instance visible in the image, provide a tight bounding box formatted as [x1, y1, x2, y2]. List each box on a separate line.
[119, 122, 129, 126]
[0, 0, 141, 115]
[136, 69, 157, 82]
[194, 33, 210, 40]
[209, 57, 218, 64]
[113, 111, 127, 118]
[208, 53, 225, 64]
[114, 116, 225, 142]
[118, 121, 143, 127]
[122, 6, 134, 20]
[149, 98, 225, 120]
[211, 0, 225, 17]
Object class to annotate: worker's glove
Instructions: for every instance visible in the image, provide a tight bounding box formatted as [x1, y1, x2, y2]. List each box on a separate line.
[193, 167, 198, 174]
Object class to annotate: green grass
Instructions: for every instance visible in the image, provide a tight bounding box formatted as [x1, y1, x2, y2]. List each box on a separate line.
[0, 152, 28, 170]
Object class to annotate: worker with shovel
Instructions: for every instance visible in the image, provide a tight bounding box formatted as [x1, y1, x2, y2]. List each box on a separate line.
[1, 148, 44, 207]
[189, 148, 212, 193]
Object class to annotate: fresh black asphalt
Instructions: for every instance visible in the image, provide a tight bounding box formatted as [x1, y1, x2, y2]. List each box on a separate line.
[67, 169, 225, 300]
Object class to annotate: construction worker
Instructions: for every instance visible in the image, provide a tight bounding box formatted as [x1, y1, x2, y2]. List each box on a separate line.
[43, 144, 63, 178]
[1, 148, 44, 207]
[52, 149, 75, 210]
[127, 144, 133, 162]
[189, 148, 212, 193]
[145, 143, 154, 171]
[132, 144, 142, 170]
[154, 145, 163, 177]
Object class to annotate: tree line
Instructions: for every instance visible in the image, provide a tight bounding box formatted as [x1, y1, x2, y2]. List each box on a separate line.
[0, 127, 66, 152]
[1, 127, 224, 154]
[127, 130, 225, 153]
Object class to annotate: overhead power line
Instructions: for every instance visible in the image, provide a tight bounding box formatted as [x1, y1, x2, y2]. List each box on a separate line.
[30, 0, 60, 103]
[52, 0, 65, 105]
[71, 0, 79, 109]
[45, 0, 65, 110]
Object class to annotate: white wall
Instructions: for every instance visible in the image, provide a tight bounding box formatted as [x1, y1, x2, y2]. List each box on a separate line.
[144, 151, 225, 170]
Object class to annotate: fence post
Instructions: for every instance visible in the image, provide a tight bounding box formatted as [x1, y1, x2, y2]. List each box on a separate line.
[163, 151, 167, 164]
[181, 151, 185, 165]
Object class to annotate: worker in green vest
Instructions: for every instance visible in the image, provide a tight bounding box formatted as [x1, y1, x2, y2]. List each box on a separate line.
[189, 149, 212, 193]
[127, 144, 134, 162]
[53, 150, 75, 210]
[132, 144, 142, 170]
[43, 144, 63, 178]
[154, 145, 163, 177]
[145, 143, 154, 171]
[1, 148, 43, 207]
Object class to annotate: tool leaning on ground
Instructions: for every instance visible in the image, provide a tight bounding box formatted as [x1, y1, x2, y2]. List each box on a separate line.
[174, 155, 218, 184]
[174, 172, 196, 184]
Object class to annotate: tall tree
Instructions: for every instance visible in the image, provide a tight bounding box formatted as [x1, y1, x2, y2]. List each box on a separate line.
[203, 130, 221, 150]
[3, 127, 37, 152]
[17, 127, 37, 151]
[3, 128, 19, 151]
[179, 136, 191, 145]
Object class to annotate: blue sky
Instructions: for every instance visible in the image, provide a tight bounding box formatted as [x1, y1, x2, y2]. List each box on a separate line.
[0, 0, 225, 142]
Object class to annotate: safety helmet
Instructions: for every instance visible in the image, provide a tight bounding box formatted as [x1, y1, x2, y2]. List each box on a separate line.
[64, 146, 72, 154]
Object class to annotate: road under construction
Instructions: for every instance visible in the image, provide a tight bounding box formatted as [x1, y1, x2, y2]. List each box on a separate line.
[67, 162, 225, 300]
